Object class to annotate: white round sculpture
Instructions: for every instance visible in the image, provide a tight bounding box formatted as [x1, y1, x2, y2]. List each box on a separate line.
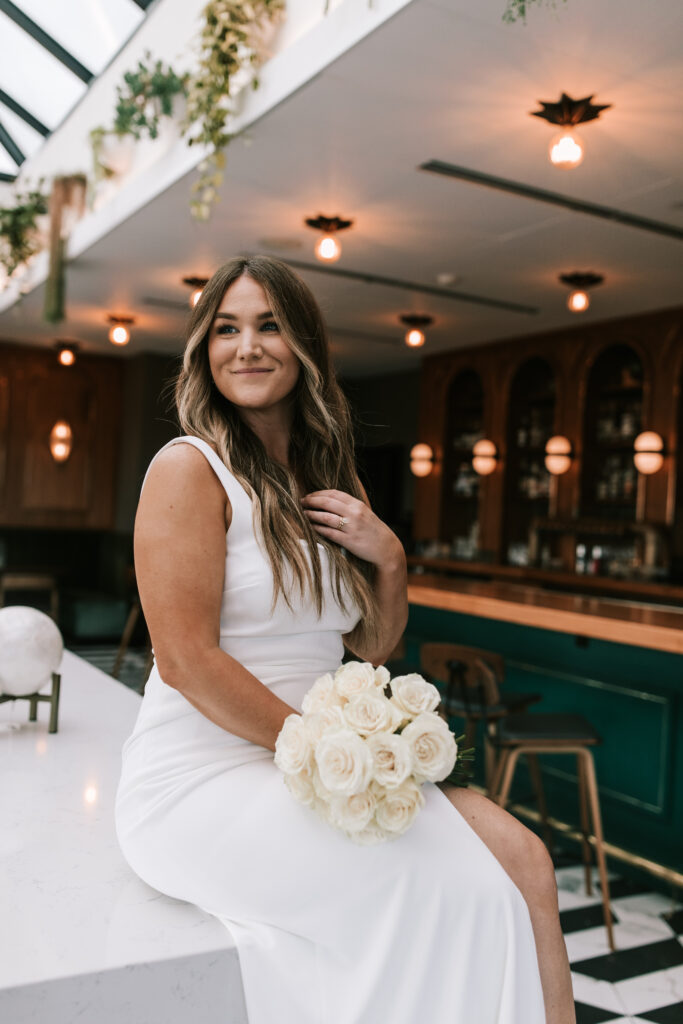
[0, 606, 63, 697]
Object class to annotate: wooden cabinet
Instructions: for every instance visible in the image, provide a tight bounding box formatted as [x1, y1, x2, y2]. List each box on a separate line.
[0, 343, 123, 529]
[415, 305, 683, 579]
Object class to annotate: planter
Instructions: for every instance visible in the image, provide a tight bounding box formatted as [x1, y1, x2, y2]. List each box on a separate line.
[98, 133, 135, 177]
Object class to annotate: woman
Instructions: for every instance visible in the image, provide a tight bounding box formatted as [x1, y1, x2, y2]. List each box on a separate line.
[115, 255, 574, 1023]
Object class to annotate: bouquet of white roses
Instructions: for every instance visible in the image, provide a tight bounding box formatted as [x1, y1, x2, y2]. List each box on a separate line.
[274, 660, 469, 845]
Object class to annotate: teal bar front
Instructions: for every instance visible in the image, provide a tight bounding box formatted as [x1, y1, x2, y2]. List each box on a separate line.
[399, 603, 683, 879]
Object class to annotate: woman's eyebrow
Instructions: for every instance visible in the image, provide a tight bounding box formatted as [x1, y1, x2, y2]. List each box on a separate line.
[214, 310, 274, 320]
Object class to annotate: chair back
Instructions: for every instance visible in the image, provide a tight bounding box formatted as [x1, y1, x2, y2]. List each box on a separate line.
[420, 643, 503, 712]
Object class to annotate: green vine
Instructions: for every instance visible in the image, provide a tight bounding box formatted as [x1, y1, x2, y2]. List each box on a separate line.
[182, 0, 285, 220]
[503, 0, 567, 22]
[0, 185, 48, 279]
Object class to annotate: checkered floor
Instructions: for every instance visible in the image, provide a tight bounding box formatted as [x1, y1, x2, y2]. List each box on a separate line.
[72, 645, 683, 1023]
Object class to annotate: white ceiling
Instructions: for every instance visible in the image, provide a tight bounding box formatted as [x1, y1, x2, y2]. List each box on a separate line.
[1, 0, 682, 377]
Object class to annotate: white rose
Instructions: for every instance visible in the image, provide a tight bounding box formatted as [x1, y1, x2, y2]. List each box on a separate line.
[366, 731, 413, 789]
[284, 767, 315, 806]
[373, 665, 391, 691]
[342, 691, 402, 737]
[328, 788, 377, 833]
[333, 661, 377, 701]
[301, 672, 343, 713]
[401, 713, 458, 783]
[348, 818, 393, 846]
[274, 714, 313, 775]
[313, 796, 334, 824]
[390, 674, 442, 720]
[314, 727, 374, 795]
[312, 766, 334, 802]
[375, 778, 425, 834]
[303, 706, 346, 744]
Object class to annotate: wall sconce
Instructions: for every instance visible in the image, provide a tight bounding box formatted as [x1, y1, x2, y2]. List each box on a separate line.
[399, 314, 434, 348]
[54, 341, 79, 366]
[531, 92, 612, 169]
[107, 315, 134, 346]
[544, 435, 572, 475]
[49, 420, 73, 463]
[304, 214, 353, 263]
[472, 439, 498, 475]
[183, 275, 209, 308]
[633, 431, 664, 474]
[410, 443, 434, 477]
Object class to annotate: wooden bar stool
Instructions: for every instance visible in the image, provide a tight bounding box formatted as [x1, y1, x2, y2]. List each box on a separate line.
[488, 701, 615, 952]
[420, 643, 542, 794]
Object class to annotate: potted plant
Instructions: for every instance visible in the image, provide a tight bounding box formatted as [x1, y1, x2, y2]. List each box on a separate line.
[0, 184, 49, 284]
[503, 0, 567, 22]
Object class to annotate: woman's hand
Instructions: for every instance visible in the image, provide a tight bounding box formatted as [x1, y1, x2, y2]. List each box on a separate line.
[301, 489, 404, 569]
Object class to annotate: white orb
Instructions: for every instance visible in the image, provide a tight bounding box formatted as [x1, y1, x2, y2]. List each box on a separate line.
[0, 606, 63, 697]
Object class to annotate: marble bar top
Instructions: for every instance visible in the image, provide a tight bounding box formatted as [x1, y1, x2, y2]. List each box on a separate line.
[408, 573, 683, 655]
[0, 650, 247, 1024]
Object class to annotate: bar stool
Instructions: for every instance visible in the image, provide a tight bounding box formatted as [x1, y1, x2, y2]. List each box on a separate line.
[485, 668, 615, 951]
[420, 643, 542, 793]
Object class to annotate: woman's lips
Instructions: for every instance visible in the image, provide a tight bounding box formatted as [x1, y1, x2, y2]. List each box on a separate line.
[233, 369, 273, 374]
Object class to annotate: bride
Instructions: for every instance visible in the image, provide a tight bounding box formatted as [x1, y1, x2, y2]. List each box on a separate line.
[115, 255, 574, 1023]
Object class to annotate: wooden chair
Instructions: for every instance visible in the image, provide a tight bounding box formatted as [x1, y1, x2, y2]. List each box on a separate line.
[483, 657, 615, 951]
[419, 643, 542, 795]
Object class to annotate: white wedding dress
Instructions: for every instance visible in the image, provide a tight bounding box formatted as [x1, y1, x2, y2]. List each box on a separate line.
[115, 435, 546, 1024]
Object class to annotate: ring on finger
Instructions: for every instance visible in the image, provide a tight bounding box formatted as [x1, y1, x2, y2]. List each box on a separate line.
[337, 516, 347, 531]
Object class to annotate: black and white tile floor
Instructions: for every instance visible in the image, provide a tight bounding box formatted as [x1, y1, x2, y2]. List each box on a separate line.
[73, 645, 683, 1024]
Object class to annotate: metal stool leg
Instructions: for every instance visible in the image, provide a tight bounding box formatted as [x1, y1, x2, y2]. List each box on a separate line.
[580, 748, 615, 951]
[577, 752, 593, 896]
[48, 672, 61, 734]
[28, 695, 38, 721]
[494, 746, 524, 809]
[526, 752, 554, 854]
[484, 722, 497, 794]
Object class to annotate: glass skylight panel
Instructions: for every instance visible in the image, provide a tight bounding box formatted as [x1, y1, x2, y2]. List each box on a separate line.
[0, 13, 87, 131]
[17, 0, 144, 77]
[0, 104, 44, 165]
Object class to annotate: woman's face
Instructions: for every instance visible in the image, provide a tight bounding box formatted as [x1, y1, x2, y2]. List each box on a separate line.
[207, 273, 300, 414]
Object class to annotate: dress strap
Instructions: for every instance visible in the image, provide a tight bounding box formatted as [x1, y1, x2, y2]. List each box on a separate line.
[140, 435, 252, 515]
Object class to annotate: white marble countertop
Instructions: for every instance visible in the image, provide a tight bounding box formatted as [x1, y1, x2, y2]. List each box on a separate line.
[0, 650, 239, 995]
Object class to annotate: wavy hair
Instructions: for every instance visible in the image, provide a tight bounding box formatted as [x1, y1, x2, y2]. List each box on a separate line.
[173, 255, 379, 649]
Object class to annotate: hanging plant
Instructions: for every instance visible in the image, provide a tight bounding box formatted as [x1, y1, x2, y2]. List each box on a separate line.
[0, 185, 48, 282]
[182, 0, 286, 221]
[503, 0, 566, 22]
[91, 53, 189, 181]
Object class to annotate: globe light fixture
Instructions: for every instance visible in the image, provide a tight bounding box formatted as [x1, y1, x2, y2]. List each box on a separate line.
[544, 435, 572, 475]
[399, 314, 434, 349]
[305, 214, 353, 263]
[559, 272, 603, 313]
[531, 92, 611, 170]
[472, 438, 497, 476]
[633, 431, 664, 474]
[49, 420, 73, 463]
[107, 315, 134, 346]
[410, 443, 434, 477]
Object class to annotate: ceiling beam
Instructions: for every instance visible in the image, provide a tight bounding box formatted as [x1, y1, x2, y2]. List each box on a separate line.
[0, 118, 25, 167]
[420, 160, 683, 243]
[275, 256, 538, 315]
[0, 0, 93, 84]
[0, 87, 49, 137]
[130, 0, 156, 9]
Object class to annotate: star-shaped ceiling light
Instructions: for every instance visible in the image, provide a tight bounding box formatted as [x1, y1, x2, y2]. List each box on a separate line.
[531, 92, 612, 169]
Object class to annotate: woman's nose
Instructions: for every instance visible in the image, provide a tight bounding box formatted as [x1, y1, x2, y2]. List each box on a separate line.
[236, 328, 262, 356]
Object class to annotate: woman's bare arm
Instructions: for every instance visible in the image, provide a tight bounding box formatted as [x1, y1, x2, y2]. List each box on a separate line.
[134, 443, 298, 752]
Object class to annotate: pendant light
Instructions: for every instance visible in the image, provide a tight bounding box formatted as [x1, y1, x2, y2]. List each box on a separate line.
[531, 92, 611, 169]
[107, 315, 135, 346]
[183, 276, 209, 308]
[54, 341, 79, 366]
[399, 314, 434, 348]
[559, 272, 604, 313]
[304, 214, 353, 263]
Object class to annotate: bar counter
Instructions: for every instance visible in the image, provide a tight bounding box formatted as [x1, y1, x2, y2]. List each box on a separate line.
[398, 574, 683, 880]
[407, 573, 683, 655]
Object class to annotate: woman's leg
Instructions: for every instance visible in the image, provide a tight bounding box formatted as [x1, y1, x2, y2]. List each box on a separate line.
[438, 784, 576, 1024]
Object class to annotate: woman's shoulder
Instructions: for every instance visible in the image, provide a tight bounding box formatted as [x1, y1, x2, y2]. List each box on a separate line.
[144, 438, 231, 527]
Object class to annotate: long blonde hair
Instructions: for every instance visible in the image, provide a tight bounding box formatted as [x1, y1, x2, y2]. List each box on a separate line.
[173, 255, 379, 648]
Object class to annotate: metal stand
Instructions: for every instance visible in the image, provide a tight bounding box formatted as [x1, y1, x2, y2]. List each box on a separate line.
[0, 671, 61, 733]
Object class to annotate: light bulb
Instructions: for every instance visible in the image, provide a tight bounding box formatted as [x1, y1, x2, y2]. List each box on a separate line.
[568, 290, 589, 313]
[410, 443, 434, 477]
[58, 348, 75, 366]
[190, 288, 203, 308]
[405, 328, 425, 348]
[472, 439, 497, 476]
[633, 431, 664, 474]
[109, 323, 130, 345]
[315, 234, 341, 262]
[544, 435, 572, 475]
[549, 130, 584, 169]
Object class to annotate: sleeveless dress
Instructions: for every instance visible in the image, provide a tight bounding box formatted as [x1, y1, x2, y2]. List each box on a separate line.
[115, 436, 546, 1024]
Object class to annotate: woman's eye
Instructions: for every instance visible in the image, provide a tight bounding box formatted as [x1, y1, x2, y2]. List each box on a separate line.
[261, 321, 279, 332]
[216, 323, 236, 335]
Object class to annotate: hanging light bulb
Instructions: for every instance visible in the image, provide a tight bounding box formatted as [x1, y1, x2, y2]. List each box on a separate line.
[633, 431, 664, 474]
[567, 290, 589, 313]
[399, 314, 434, 349]
[305, 214, 353, 263]
[107, 315, 134, 346]
[549, 130, 584, 168]
[49, 420, 73, 463]
[54, 341, 79, 366]
[183, 276, 209, 309]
